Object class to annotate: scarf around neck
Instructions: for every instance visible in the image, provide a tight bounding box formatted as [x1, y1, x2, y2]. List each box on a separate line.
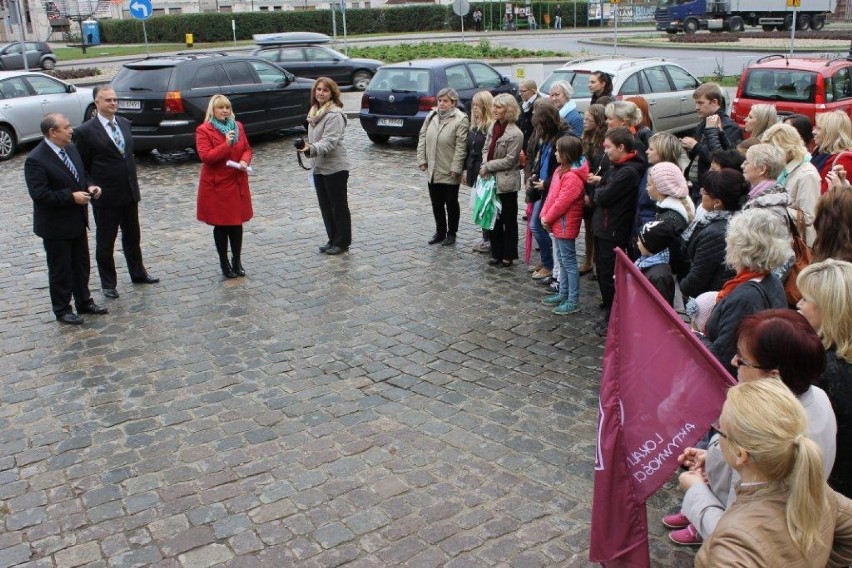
[437, 107, 455, 123]
[487, 121, 507, 161]
[717, 270, 768, 302]
[635, 248, 670, 270]
[681, 209, 733, 242]
[211, 117, 238, 145]
[307, 101, 335, 126]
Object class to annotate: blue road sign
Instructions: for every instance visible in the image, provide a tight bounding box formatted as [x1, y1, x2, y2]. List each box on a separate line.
[129, 0, 152, 20]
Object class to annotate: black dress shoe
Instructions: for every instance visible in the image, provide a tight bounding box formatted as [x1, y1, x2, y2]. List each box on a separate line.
[441, 235, 456, 246]
[220, 259, 238, 279]
[319, 242, 332, 253]
[488, 258, 501, 266]
[232, 257, 245, 277]
[132, 275, 160, 284]
[78, 302, 108, 315]
[57, 313, 84, 325]
[103, 288, 119, 299]
[428, 233, 446, 245]
[325, 246, 347, 255]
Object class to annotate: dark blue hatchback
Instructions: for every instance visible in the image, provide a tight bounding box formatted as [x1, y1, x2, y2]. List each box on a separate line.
[359, 59, 518, 144]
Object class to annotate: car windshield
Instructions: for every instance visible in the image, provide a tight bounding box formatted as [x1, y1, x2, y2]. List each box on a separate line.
[540, 70, 594, 100]
[742, 69, 817, 102]
[369, 68, 431, 93]
[112, 66, 173, 92]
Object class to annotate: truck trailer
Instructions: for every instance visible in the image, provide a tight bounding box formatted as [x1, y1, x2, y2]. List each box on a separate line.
[655, 0, 837, 34]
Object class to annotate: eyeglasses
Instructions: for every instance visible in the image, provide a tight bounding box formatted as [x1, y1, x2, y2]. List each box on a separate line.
[519, 89, 531, 93]
[733, 352, 765, 369]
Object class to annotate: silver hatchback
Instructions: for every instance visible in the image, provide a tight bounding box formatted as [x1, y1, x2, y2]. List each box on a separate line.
[0, 71, 95, 160]
[539, 57, 719, 134]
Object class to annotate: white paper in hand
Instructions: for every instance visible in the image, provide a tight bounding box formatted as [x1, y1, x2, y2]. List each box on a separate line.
[226, 160, 253, 175]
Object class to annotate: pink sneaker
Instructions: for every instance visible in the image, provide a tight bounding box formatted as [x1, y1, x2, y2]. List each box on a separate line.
[662, 511, 690, 529]
[669, 523, 703, 546]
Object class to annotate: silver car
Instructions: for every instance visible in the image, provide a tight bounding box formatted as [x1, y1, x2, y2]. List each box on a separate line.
[0, 71, 95, 160]
[539, 57, 723, 134]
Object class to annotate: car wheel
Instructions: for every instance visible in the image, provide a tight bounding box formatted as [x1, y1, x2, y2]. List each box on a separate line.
[0, 125, 17, 161]
[367, 133, 389, 144]
[352, 70, 373, 91]
[85, 104, 97, 121]
[782, 14, 794, 30]
[762, 24, 775, 32]
[811, 14, 825, 30]
[796, 14, 811, 30]
[728, 16, 744, 33]
[683, 18, 699, 34]
[41, 57, 56, 70]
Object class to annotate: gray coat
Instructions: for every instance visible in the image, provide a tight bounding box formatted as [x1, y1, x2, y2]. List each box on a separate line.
[308, 106, 350, 175]
[481, 122, 523, 194]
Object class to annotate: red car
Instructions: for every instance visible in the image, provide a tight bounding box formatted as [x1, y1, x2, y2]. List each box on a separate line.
[731, 53, 852, 127]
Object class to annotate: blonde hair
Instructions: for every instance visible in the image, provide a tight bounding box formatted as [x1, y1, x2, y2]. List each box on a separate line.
[797, 259, 852, 362]
[605, 100, 642, 128]
[492, 93, 520, 123]
[721, 378, 827, 556]
[746, 104, 778, 140]
[815, 111, 852, 154]
[204, 94, 234, 122]
[471, 90, 494, 132]
[746, 143, 786, 180]
[648, 132, 683, 164]
[761, 123, 807, 163]
[725, 208, 793, 271]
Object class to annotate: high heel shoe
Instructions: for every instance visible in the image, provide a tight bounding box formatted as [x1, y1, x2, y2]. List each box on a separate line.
[220, 258, 238, 279]
[501, 259, 514, 267]
[231, 256, 245, 277]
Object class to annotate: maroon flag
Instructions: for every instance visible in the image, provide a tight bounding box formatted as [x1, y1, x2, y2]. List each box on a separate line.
[589, 248, 735, 566]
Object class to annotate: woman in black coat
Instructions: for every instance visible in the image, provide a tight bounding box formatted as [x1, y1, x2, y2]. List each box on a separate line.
[466, 91, 494, 253]
[678, 168, 749, 300]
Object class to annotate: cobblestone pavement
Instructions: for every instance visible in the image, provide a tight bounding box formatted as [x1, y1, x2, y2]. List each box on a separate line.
[1, 125, 697, 567]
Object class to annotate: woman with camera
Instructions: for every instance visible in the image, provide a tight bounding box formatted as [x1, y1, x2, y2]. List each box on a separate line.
[300, 77, 351, 255]
[196, 94, 253, 278]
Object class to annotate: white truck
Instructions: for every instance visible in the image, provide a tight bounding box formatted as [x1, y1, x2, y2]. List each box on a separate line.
[655, 0, 837, 34]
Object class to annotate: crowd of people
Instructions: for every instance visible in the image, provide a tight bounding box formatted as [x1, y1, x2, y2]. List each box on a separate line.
[415, 75, 852, 561]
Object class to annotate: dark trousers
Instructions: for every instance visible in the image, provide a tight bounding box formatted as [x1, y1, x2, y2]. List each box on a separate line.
[43, 235, 91, 316]
[314, 170, 351, 249]
[427, 182, 460, 237]
[595, 236, 628, 310]
[491, 191, 519, 261]
[92, 202, 146, 289]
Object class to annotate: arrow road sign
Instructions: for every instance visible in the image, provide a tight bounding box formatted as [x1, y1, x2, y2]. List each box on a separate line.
[129, 0, 152, 20]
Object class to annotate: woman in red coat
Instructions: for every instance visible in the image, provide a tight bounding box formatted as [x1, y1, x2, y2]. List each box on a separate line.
[196, 95, 253, 278]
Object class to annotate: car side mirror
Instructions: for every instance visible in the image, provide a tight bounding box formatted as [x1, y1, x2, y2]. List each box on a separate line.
[284, 71, 294, 84]
[67, 84, 77, 93]
[501, 76, 510, 85]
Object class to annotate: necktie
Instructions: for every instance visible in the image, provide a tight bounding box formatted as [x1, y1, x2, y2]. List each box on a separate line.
[109, 121, 125, 155]
[59, 149, 80, 182]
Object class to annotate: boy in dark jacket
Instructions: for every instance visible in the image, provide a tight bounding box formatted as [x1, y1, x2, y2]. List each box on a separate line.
[592, 126, 648, 335]
[635, 220, 677, 306]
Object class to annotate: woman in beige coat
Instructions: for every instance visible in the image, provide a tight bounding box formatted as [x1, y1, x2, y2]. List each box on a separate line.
[479, 93, 524, 267]
[417, 88, 470, 246]
[761, 123, 820, 246]
[695, 378, 852, 567]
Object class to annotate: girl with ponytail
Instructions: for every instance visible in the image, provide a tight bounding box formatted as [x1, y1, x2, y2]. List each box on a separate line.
[694, 378, 852, 566]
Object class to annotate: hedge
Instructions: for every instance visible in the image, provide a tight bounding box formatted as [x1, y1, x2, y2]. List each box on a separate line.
[98, 3, 589, 43]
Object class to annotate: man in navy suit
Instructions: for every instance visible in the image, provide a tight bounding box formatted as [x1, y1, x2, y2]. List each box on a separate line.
[75, 85, 158, 299]
[25, 113, 108, 325]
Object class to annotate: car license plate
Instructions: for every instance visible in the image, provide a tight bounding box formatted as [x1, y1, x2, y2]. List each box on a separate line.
[118, 100, 141, 110]
[378, 118, 403, 127]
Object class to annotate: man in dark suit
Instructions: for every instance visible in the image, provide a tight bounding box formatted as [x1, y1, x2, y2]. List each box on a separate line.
[25, 113, 108, 325]
[75, 85, 158, 299]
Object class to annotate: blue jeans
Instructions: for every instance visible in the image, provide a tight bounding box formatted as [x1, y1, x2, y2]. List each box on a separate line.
[555, 237, 579, 304]
[530, 199, 553, 270]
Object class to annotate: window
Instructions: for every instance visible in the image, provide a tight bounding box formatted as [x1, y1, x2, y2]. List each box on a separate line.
[370, 68, 431, 93]
[192, 64, 225, 89]
[0, 77, 29, 99]
[222, 61, 256, 86]
[250, 61, 287, 85]
[642, 67, 672, 94]
[445, 64, 474, 90]
[666, 65, 699, 91]
[278, 47, 305, 62]
[5, 44, 23, 55]
[831, 67, 851, 101]
[305, 47, 336, 62]
[255, 49, 280, 62]
[619, 72, 641, 96]
[468, 63, 501, 88]
[25, 75, 66, 95]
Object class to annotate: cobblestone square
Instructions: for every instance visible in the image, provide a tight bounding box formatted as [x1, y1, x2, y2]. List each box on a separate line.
[1, 125, 695, 567]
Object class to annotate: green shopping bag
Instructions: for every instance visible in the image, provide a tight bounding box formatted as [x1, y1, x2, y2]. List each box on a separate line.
[470, 175, 501, 230]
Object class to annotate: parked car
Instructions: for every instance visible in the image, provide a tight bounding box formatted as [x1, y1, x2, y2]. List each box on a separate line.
[0, 70, 94, 160]
[111, 53, 314, 153]
[730, 53, 852, 128]
[251, 32, 382, 91]
[0, 41, 57, 71]
[359, 59, 518, 144]
[538, 57, 720, 134]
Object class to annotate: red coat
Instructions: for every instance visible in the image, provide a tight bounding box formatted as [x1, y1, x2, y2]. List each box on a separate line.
[819, 151, 852, 194]
[540, 160, 589, 239]
[196, 121, 253, 225]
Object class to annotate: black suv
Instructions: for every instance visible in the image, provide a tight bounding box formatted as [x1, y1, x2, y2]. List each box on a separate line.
[111, 53, 314, 153]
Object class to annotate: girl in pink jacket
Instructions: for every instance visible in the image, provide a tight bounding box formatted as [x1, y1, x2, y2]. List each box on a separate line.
[540, 136, 589, 314]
